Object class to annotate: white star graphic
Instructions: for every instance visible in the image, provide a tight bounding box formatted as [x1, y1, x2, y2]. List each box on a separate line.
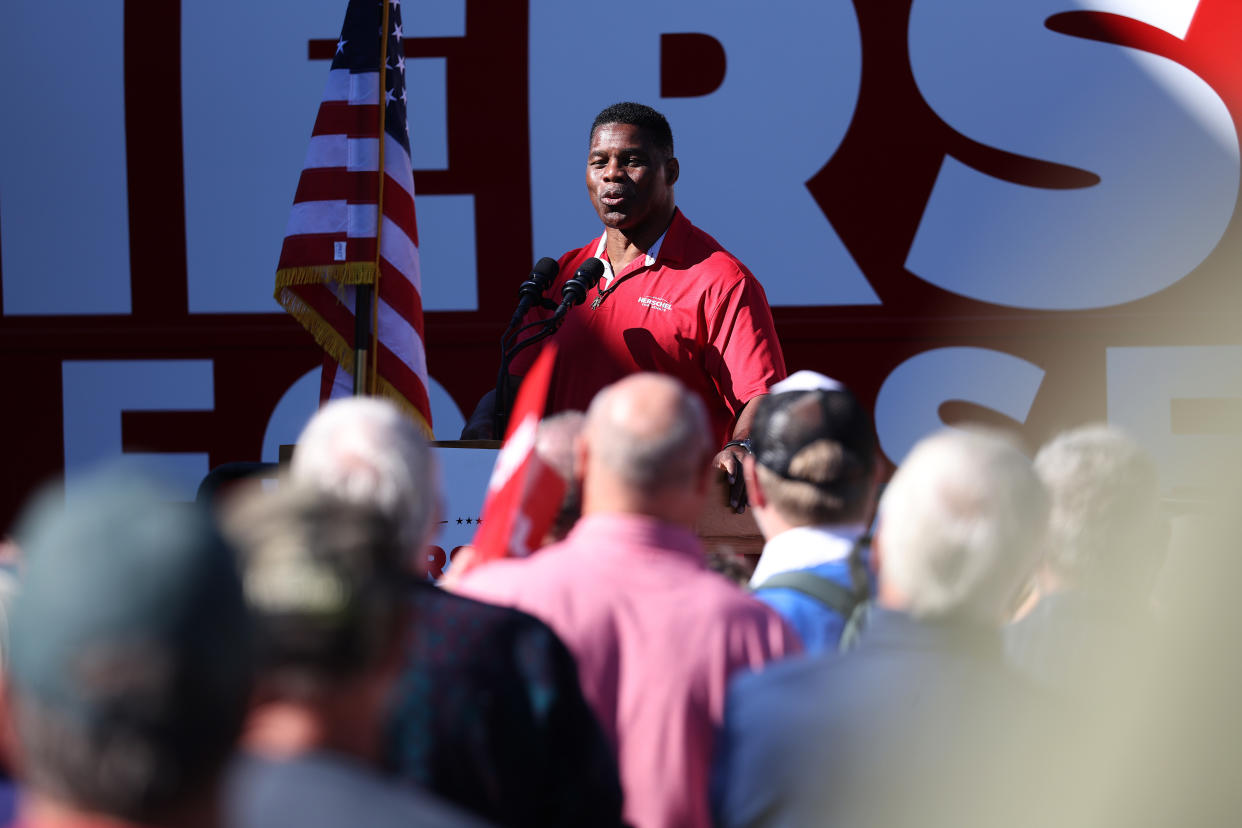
[385, 88, 396, 105]
[400, 87, 407, 103]
[393, 23, 403, 40]
[396, 55, 405, 72]
[335, 38, 347, 54]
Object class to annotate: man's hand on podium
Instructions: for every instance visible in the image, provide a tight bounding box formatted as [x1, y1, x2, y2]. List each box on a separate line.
[714, 443, 750, 514]
[460, 389, 499, 440]
[714, 394, 766, 513]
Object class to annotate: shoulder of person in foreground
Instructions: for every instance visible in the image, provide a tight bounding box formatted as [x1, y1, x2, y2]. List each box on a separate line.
[711, 654, 837, 828]
[713, 582, 805, 665]
[453, 543, 578, 607]
[229, 753, 491, 828]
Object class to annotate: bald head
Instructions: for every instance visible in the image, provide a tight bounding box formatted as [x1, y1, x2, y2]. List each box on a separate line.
[581, 374, 712, 521]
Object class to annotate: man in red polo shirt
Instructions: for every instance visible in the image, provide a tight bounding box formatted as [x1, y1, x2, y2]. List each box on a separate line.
[467, 102, 786, 504]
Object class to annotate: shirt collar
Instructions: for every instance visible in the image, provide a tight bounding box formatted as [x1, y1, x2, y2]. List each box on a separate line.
[749, 523, 868, 587]
[861, 607, 1006, 659]
[568, 512, 704, 561]
[591, 209, 681, 286]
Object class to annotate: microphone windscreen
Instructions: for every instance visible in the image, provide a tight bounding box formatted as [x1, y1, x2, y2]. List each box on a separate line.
[531, 257, 559, 290]
[575, 257, 605, 288]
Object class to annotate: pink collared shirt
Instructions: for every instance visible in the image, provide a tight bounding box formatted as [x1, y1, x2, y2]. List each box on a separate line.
[459, 512, 802, 828]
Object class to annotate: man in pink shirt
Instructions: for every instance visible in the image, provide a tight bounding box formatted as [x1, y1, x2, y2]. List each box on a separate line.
[459, 373, 801, 828]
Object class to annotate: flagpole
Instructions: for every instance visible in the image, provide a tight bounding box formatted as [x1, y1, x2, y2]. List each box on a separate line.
[372, 0, 391, 396]
[357, 0, 392, 397]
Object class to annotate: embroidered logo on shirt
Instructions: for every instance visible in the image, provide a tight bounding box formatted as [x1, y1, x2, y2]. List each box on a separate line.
[637, 295, 672, 312]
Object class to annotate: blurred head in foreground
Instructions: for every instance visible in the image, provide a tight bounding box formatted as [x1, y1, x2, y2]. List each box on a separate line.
[9, 473, 253, 826]
[291, 397, 437, 574]
[875, 428, 1048, 625]
[1033, 423, 1166, 601]
[224, 487, 410, 764]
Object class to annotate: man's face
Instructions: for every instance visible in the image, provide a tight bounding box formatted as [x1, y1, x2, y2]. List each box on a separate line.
[585, 123, 679, 236]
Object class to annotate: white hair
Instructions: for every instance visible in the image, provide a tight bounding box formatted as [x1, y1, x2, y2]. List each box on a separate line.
[289, 397, 435, 558]
[1033, 424, 1165, 592]
[877, 428, 1048, 623]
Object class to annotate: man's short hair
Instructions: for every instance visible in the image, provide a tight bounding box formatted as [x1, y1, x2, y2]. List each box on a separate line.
[586, 374, 710, 492]
[1034, 424, 1165, 593]
[750, 386, 876, 525]
[10, 472, 253, 821]
[225, 487, 409, 686]
[291, 397, 435, 561]
[590, 102, 674, 156]
[537, 411, 586, 542]
[877, 428, 1049, 622]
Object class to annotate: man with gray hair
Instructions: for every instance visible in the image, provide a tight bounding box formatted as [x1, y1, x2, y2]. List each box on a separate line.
[460, 373, 800, 828]
[1007, 423, 1167, 693]
[714, 428, 1058, 828]
[291, 397, 436, 567]
[289, 397, 623, 828]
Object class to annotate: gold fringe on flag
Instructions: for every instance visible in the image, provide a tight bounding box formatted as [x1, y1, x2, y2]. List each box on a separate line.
[274, 263, 378, 288]
[377, 375, 433, 437]
[274, 285, 433, 439]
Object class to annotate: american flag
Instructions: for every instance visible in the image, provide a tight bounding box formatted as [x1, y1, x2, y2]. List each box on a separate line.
[274, 0, 432, 436]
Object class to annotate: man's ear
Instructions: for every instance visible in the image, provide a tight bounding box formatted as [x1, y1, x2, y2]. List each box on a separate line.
[870, 524, 884, 578]
[572, 432, 589, 487]
[665, 156, 680, 187]
[742, 455, 766, 509]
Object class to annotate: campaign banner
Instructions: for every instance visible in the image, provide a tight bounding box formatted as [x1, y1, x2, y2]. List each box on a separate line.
[1, 0, 1239, 529]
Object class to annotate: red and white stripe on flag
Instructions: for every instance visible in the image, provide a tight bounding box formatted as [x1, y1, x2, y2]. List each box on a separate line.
[470, 345, 567, 565]
[273, 0, 432, 436]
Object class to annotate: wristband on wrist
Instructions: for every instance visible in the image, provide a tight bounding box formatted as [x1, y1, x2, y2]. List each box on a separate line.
[723, 438, 752, 453]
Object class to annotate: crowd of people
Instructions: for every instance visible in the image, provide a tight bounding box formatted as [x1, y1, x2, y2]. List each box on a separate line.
[1, 102, 1238, 827]
[0, 369, 1239, 828]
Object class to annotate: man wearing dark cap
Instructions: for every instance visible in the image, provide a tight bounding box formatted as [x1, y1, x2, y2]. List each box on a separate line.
[743, 371, 881, 654]
[8, 472, 254, 828]
[223, 488, 484, 828]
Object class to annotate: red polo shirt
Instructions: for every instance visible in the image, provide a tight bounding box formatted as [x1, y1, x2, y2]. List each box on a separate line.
[511, 210, 787, 447]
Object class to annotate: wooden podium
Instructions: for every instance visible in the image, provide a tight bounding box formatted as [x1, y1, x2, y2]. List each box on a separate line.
[696, 474, 765, 570]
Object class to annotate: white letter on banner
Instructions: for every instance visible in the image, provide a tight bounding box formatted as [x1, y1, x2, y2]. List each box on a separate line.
[182, 0, 470, 313]
[62, 360, 215, 501]
[906, 0, 1237, 309]
[1107, 345, 1242, 494]
[873, 348, 1045, 464]
[529, 0, 879, 306]
[261, 368, 466, 462]
[1, 1, 131, 315]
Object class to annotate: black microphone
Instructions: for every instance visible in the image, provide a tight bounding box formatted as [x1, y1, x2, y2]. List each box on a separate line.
[507, 257, 560, 332]
[553, 258, 606, 322]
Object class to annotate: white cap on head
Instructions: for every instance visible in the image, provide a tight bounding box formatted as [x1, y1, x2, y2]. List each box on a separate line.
[770, 370, 845, 395]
